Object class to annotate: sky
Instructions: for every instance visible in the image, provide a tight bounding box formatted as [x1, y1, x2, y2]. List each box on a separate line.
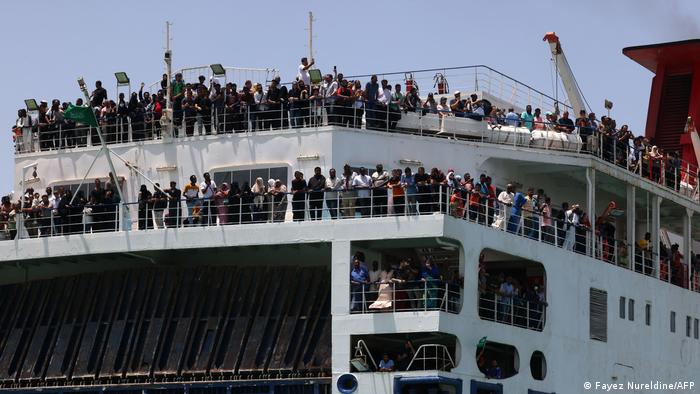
[1, 0, 699, 193]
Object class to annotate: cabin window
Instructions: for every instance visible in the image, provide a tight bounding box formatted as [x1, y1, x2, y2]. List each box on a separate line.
[619, 297, 626, 319]
[628, 299, 634, 321]
[670, 311, 676, 333]
[645, 304, 651, 326]
[687, 316, 692, 337]
[589, 288, 607, 342]
[349, 332, 457, 373]
[478, 249, 546, 331]
[475, 340, 519, 380]
[694, 318, 699, 340]
[530, 351, 546, 380]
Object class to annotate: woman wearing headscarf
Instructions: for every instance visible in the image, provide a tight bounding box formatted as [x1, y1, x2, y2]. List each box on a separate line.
[251, 177, 267, 223]
[215, 183, 229, 225]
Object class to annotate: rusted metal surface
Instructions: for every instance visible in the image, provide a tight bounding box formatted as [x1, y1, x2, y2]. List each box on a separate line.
[0, 264, 330, 388]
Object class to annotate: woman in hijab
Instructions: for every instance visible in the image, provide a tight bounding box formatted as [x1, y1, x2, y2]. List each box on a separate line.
[251, 177, 267, 222]
[215, 183, 229, 225]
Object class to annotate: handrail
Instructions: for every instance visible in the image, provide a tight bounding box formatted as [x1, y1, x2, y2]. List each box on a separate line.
[406, 344, 455, 372]
[3, 187, 698, 293]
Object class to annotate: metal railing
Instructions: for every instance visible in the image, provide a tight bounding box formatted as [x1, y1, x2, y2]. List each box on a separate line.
[406, 344, 455, 372]
[478, 292, 546, 331]
[3, 186, 698, 295]
[349, 280, 461, 314]
[15, 100, 698, 204]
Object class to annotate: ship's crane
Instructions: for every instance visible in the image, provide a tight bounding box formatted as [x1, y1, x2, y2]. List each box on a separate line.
[543, 32, 587, 116]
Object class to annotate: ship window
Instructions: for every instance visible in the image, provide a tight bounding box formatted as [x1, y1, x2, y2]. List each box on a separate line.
[694, 318, 699, 339]
[212, 166, 289, 189]
[686, 316, 692, 337]
[645, 304, 651, 326]
[475, 340, 519, 379]
[619, 297, 626, 319]
[628, 299, 634, 321]
[530, 351, 546, 380]
[478, 249, 546, 331]
[589, 288, 607, 342]
[670, 311, 676, 333]
[350, 332, 458, 373]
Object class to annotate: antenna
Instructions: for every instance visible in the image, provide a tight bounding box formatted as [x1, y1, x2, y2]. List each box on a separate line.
[308, 12, 314, 61]
[162, 21, 174, 138]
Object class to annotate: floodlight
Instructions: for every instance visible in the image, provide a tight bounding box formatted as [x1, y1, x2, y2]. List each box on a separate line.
[309, 69, 322, 85]
[24, 99, 38, 111]
[210, 64, 226, 76]
[115, 72, 130, 85]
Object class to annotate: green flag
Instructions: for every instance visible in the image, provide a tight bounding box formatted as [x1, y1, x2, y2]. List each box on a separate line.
[64, 104, 98, 127]
[477, 336, 488, 348]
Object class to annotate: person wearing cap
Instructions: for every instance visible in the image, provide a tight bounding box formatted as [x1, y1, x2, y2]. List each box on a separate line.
[449, 91, 465, 116]
[437, 97, 452, 118]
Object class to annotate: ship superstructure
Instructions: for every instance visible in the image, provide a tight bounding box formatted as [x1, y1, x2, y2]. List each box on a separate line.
[1, 38, 700, 394]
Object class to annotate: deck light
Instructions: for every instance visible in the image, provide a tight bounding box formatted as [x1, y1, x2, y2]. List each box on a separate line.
[114, 72, 130, 85]
[210, 64, 226, 77]
[24, 99, 38, 111]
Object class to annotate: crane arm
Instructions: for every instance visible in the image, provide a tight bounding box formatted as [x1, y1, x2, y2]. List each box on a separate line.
[543, 32, 586, 116]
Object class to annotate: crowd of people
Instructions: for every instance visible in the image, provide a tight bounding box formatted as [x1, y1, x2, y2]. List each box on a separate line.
[349, 252, 462, 314]
[11, 57, 695, 202]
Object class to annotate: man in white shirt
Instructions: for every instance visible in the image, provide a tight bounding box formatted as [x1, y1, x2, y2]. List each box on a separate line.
[297, 57, 315, 86]
[320, 74, 339, 125]
[352, 167, 372, 217]
[325, 168, 343, 219]
[199, 172, 217, 226]
[493, 184, 514, 230]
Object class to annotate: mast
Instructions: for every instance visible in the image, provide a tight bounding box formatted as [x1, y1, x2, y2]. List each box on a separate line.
[163, 21, 174, 138]
[308, 12, 314, 61]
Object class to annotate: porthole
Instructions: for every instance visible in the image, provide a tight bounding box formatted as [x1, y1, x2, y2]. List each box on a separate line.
[530, 351, 546, 380]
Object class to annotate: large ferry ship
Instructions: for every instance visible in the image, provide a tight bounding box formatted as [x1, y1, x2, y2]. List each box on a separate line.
[1, 28, 700, 394]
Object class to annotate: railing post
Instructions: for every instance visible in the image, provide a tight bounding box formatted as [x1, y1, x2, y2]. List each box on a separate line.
[239, 198, 242, 225]
[116, 203, 121, 232]
[362, 284, 366, 313]
[370, 188, 374, 218]
[424, 281, 428, 311]
[526, 300, 530, 329]
[50, 209, 54, 236]
[438, 186, 443, 214]
[392, 282, 396, 313]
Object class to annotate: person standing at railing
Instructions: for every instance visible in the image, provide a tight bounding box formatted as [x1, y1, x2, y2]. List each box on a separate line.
[575, 109, 593, 153]
[269, 180, 287, 223]
[562, 204, 580, 251]
[390, 84, 404, 129]
[340, 165, 357, 218]
[210, 80, 225, 133]
[352, 168, 372, 218]
[195, 86, 213, 135]
[369, 262, 395, 310]
[116, 93, 129, 143]
[421, 258, 441, 309]
[181, 88, 197, 137]
[350, 257, 370, 312]
[14, 109, 33, 153]
[365, 75, 381, 129]
[504, 108, 519, 127]
[387, 171, 405, 216]
[520, 105, 535, 131]
[171, 73, 185, 127]
[497, 276, 515, 324]
[263, 79, 282, 130]
[137, 185, 152, 231]
[183, 176, 199, 226]
[200, 172, 217, 226]
[422, 92, 436, 114]
[151, 183, 167, 229]
[523, 188, 539, 239]
[492, 184, 514, 230]
[320, 74, 338, 126]
[449, 91, 465, 117]
[325, 168, 342, 220]
[557, 111, 575, 133]
[506, 190, 526, 235]
[378, 354, 395, 372]
[291, 171, 307, 222]
[351, 80, 364, 129]
[371, 164, 389, 217]
[540, 197, 554, 244]
[307, 167, 326, 221]
[164, 181, 182, 228]
[47, 100, 64, 148]
[401, 168, 417, 215]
